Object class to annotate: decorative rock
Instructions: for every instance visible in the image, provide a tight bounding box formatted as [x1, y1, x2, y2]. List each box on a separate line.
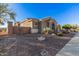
[37, 36, 45, 41]
[51, 33, 55, 36]
[40, 49, 49, 56]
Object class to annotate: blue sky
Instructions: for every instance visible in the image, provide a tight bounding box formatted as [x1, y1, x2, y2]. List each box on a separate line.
[1, 3, 79, 27]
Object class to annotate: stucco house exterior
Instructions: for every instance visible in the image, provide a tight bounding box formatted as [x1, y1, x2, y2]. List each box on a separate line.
[14, 17, 58, 34]
[41, 17, 57, 33]
[6, 17, 58, 34]
[16, 18, 40, 33]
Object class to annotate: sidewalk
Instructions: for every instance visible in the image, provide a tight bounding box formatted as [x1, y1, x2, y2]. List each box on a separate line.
[56, 32, 79, 56]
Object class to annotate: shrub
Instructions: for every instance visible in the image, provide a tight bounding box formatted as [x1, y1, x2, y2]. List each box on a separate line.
[62, 29, 70, 34]
[42, 27, 52, 34]
[62, 24, 72, 29]
[56, 32, 63, 36]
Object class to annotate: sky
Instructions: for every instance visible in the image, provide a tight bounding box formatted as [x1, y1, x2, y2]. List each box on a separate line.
[1, 3, 79, 27]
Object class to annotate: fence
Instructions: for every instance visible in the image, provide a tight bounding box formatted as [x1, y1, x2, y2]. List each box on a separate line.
[13, 26, 31, 34]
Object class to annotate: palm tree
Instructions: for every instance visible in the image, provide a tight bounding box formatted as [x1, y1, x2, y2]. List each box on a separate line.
[0, 3, 16, 25]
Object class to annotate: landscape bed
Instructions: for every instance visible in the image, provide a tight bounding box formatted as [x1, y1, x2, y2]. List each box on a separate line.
[0, 32, 76, 56]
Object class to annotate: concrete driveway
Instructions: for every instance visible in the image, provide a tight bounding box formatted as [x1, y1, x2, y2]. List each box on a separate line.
[56, 32, 79, 56]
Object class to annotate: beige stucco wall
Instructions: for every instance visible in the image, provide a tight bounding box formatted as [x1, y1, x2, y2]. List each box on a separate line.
[20, 19, 39, 29]
[20, 19, 39, 33]
[20, 20, 33, 28]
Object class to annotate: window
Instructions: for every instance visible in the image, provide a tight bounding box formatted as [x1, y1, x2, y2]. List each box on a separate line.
[34, 22, 38, 25]
[47, 22, 49, 27]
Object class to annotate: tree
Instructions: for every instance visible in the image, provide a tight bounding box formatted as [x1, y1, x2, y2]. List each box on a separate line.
[62, 24, 72, 29]
[62, 24, 72, 33]
[0, 3, 16, 25]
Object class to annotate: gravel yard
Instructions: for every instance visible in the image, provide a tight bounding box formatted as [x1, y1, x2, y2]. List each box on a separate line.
[0, 32, 76, 56]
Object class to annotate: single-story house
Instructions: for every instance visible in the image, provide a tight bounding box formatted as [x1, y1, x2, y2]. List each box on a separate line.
[7, 17, 58, 34]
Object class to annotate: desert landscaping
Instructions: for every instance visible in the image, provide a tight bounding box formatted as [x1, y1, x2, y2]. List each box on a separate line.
[0, 3, 79, 56]
[0, 31, 76, 56]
